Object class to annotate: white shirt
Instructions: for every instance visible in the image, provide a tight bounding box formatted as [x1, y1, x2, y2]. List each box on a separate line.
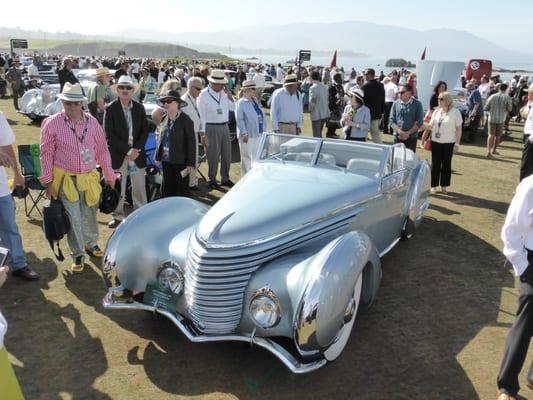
[0, 312, 7, 349]
[276, 67, 285, 82]
[478, 83, 491, 99]
[157, 70, 166, 85]
[429, 107, 462, 143]
[27, 63, 39, 77]
[131, 62, 140, 74]
[181, 92, 201, 133]
[270, 87, 303, 131]
[197, 86, 235, 132]
[502, 175, 533, 276]
[524, 101, 533, 136]
[0, 112, 15, 197]
[384, 82, 399, 102]
[253, 73, 266, 88]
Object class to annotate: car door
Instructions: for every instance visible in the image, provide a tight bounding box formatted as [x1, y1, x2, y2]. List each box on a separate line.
[377, 144, 409, 251]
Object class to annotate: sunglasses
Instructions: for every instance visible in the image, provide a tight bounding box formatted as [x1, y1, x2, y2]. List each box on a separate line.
[118, 86, 133, 91]
[399, 91, 407, 94]
[193, 86, 203, 91]
[160, 99, 176, 105]
[63, 101, 82, 106]
[438, 98, 444, 101]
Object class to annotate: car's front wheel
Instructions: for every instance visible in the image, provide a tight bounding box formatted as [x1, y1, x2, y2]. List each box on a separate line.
[323, 273, 363, 361]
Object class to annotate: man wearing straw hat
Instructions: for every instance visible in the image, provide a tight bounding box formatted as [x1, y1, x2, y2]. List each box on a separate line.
[270, 74, 303, 135]
[87, 67, 113, 125]
[104, 75, 148, 229]
[39, 83, 117, 272]
[197, 69, 235, 190]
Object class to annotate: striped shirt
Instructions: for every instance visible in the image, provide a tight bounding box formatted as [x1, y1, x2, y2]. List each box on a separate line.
[39, 111, 115, 184]
[485, 92, 513, 124]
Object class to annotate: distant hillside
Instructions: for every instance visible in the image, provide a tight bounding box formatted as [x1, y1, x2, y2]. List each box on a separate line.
[52, 41, 227, 59]
[0, 32, 228, 59]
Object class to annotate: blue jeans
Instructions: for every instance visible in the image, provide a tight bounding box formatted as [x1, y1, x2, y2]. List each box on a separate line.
[0, 195, 27, 270]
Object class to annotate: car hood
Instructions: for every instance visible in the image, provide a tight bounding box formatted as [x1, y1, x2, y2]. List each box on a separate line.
[196, 162, 379, 246]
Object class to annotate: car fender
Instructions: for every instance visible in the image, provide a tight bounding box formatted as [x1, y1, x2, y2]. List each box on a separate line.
[293, 231, 380, 358]
[102, 197, 208, 292]
[403, 160, 430, 230]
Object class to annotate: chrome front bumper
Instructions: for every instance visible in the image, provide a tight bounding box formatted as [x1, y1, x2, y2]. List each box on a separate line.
[102, 286, 327, 374]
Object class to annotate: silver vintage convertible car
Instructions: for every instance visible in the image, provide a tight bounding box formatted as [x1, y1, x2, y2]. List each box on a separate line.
[101, 133, 430, 373]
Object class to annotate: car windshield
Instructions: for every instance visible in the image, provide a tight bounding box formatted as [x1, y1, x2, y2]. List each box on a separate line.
[259, 133, 386, 178]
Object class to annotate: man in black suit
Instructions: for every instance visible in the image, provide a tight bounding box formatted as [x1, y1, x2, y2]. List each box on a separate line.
[104, 75, 148, 228]
[362, 68, 386, 144]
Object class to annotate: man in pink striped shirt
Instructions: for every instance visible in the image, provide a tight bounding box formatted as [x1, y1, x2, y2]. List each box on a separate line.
[40, 83, 117, 272]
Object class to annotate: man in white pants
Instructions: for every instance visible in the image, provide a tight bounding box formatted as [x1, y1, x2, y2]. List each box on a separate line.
[180, 77, 204, 189]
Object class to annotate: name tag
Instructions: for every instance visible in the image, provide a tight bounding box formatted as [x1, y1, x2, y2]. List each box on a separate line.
[216, 108, 223, 115]
[80, 148, 93, 165]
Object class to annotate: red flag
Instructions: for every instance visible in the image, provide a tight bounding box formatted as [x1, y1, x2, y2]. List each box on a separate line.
[330, 50, 337, 68]
[420, 47, 426, 60]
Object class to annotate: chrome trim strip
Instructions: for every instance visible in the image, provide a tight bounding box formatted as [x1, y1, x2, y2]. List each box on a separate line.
[102, 288, 327, 374]
[197, 204, 369, 249]
[379, 237, 401, 258]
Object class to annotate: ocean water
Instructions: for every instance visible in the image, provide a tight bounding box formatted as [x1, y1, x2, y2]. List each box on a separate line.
[231, 54, 533, 75]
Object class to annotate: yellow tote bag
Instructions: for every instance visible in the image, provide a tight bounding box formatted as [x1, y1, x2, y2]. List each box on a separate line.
[0, 346, 24, 400]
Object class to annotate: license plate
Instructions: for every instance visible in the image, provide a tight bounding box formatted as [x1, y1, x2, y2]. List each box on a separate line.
[143, 284, 179, 312]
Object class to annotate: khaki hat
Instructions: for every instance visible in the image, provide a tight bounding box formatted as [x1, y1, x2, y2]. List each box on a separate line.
[57, 82, 87, 102]
[208, 69, 228, 85]
[95, 67, 112, 78]
[283, 74, 300, 86]
[529, 83, 533, 93]
[241, 80, 257, 90]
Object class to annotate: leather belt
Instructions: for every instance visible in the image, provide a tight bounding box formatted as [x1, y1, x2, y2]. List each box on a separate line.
[206, 122, 228, 126]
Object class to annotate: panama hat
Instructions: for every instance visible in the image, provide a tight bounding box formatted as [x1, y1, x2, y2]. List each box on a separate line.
[283, 74, 300, 86]
[528, 83, 533, 93]
[241, 80, 257, 90]
[157, 90, 188, 107]
[57, 83, 87, 102]
[111, 75, 139, 93]
[348, 87, 365, 104]
[208, 69, 228, 85]
[95, 67, 112, 78]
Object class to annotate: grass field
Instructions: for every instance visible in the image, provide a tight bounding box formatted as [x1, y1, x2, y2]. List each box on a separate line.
[0, 97, 531, 400]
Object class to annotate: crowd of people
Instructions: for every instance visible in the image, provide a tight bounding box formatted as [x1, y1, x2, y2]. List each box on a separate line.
[2, 51, 533, 399]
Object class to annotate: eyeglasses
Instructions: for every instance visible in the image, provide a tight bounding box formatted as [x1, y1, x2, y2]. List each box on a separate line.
[63, 101, 82, 106]
[161, 99, 176, 104]
[118, 86, 133, 91]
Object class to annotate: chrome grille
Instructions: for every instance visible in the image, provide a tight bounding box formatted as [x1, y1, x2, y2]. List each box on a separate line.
[184, 209, 360, 335]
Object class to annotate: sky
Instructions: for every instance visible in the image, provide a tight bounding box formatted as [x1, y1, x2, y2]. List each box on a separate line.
[1, 0, 530, 52]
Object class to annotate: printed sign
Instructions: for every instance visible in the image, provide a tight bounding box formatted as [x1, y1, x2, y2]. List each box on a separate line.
[143, 283, 179, 312]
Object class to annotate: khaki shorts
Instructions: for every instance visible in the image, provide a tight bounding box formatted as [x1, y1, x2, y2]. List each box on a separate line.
[489, 123, 504, 137]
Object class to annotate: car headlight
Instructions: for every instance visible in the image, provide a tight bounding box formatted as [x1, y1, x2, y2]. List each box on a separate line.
[157, 265, 184, 295]
[249, 288, 281, 329]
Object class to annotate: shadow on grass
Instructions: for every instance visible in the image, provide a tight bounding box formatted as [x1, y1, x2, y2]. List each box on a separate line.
[0, 252, 111, 400]
[456, 151, 517, 164]
[439, 191, 510, 215]
[82, 218, 513, 400]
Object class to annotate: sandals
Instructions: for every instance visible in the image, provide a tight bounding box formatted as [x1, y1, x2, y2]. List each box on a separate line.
[71, 255, 85, 273]
[85, 245, 104, 257]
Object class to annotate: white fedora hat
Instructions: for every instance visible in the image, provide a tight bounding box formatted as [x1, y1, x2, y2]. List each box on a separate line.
[57, 83, 87, 102]
[111, 75, 139, 93]
[208, 69, 228, 85]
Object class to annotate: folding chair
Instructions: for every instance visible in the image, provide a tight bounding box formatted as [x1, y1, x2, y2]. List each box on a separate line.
[17, 144, 46, 217]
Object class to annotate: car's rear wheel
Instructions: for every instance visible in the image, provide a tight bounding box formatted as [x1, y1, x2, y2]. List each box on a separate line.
[323, 272, 363, 361]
